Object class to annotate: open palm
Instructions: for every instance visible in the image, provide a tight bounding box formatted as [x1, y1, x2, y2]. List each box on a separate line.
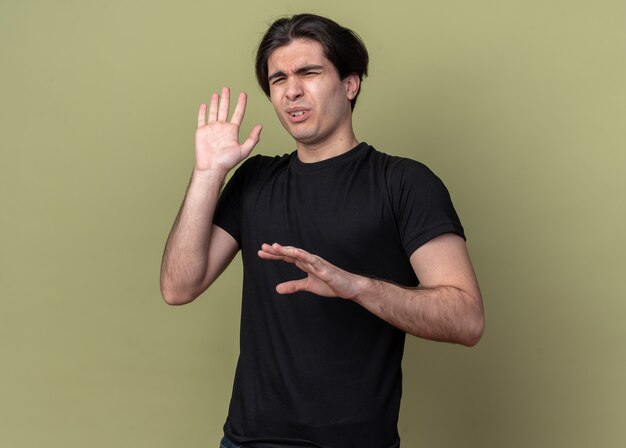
[195, 87, 262, 173]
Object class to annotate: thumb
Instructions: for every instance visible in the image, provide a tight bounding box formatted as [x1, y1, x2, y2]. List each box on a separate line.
[240, 124, 263, 158]
[275, 278, 307, 295]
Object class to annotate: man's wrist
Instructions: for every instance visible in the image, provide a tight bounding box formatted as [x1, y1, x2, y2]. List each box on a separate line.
[351, 275, 383, 305]
[191, 166, 229, 186]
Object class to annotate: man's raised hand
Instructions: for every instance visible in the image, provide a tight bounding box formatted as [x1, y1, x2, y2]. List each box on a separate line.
[195, 87, 262, 174]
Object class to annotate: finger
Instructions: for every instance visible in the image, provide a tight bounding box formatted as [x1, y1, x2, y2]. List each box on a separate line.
[260, 242, 297, 259]
[230, 92, 247, 126]
[260, 242, 275, 253]
[275, 279, 307, 295]
[197, 103, 207, 129]
[275, 244, 318, 265]
[262, 244, 315, 268]
[208, 93, 219, 121]
[240, 125, 263, 158]
[261, 242, 285, 253]
[295, 259, 330, 281]
[258, 244, 297, 263]
[217, 87, 230, 122]
[257, 249, 285, 261]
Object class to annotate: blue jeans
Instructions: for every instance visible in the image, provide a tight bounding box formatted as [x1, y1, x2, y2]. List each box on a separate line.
[219, 434, 242, 448]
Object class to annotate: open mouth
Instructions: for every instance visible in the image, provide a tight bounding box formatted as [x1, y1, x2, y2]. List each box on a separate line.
[286, 109, 310, 123]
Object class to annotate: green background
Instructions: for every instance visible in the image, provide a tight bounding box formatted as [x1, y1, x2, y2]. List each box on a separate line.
[2, 0, 625, 446]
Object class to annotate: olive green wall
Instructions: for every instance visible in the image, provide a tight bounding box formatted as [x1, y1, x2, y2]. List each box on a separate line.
[2, 1, 625, 446]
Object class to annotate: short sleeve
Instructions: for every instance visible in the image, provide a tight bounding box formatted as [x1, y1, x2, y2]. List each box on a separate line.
[388, 159, 465, 257]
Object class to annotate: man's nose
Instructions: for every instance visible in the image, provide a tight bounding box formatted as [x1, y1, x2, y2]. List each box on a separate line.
[285, 77, 304, 101]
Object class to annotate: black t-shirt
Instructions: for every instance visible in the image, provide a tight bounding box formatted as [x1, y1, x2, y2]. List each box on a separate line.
[214, 143, 464, 448]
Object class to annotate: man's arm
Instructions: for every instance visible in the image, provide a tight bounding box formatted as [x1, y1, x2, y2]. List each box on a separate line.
[160, 87, 262, 305]
[257, 233, 484, 346]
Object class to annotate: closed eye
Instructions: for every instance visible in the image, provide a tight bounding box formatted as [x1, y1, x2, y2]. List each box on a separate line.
[268, 70, 287, 85]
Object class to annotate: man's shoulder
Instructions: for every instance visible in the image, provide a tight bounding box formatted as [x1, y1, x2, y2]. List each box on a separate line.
[365, 144, 435, 178]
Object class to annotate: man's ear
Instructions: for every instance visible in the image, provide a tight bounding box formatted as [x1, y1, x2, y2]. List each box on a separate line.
[344, 73, 360, 101]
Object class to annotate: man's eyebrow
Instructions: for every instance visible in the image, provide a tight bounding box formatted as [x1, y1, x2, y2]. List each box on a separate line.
[268, 65, 325, 81]
[268, 70, 287, 82]
[294, 64, 324, 74]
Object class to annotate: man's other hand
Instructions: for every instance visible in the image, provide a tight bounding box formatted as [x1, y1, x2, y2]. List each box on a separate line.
[195, 87, 262, 174]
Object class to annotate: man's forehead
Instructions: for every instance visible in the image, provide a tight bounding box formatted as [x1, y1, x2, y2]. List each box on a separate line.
[267, 39, 329, 73]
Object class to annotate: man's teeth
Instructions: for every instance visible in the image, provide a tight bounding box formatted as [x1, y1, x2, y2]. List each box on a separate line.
[291, 111, 305, 117]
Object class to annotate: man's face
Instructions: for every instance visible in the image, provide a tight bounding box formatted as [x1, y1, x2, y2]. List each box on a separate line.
[267, 39, 358, 151]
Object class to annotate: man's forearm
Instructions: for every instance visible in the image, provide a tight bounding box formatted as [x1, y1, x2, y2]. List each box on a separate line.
[257, 242, 484, 346]
[160, 169, 226, 303]
[353, 277, 484, 346]
[160, 88, 261, 304]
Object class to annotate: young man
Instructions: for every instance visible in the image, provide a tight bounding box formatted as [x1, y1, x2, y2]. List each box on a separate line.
[161, 14, 484, 448]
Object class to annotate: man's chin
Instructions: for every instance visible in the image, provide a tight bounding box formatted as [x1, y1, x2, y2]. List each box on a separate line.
[288, 129, 318, 145]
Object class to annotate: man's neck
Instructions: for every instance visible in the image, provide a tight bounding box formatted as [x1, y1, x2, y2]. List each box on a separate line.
[296, 134, 360, 163]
